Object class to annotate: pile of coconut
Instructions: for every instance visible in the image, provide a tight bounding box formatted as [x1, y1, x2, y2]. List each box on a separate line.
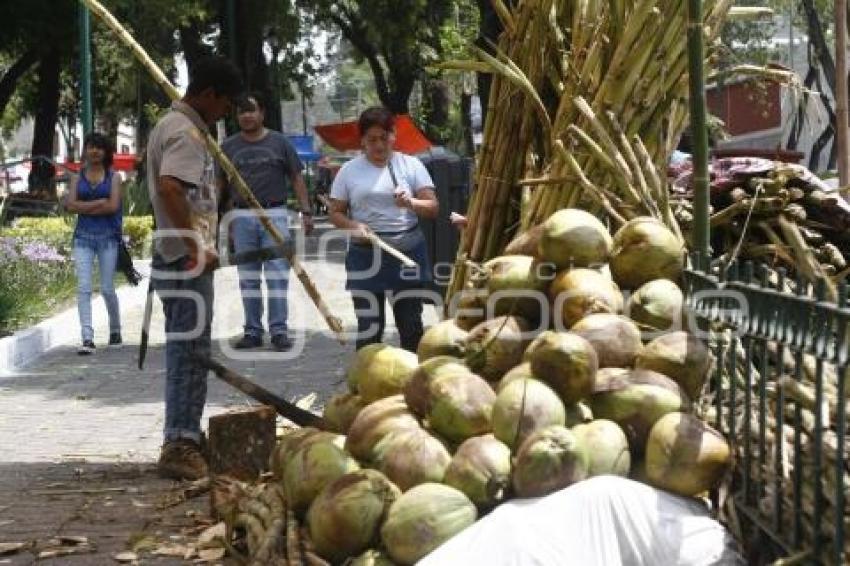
[265, 209, 732, 565]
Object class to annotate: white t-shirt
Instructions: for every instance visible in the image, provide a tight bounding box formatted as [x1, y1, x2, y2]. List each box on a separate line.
[330, 152, 434, 233]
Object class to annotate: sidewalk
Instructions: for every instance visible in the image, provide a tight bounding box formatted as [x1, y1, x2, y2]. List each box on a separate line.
[0, 221, 438, 563]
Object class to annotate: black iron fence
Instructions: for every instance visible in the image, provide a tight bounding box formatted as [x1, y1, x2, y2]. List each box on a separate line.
[682, 254, 848, 565]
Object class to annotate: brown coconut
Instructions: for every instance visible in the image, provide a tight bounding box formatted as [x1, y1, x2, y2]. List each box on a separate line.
[481, 255, 555, 321]
[627, 278, 685, 333]
[497, 361, 536, 393]
[512, 425, 589, 498]
[443, 434, 512, 508]
[610, 217, 685, 290]
[635, 331, 713, 400]
[492, 378, 566, 451]
[452, 290, 488, 331]
[322, 393, 366, 434]
[404, 356, 472, 417]
[589, 368, 689, 456]
[504, 224, 544, 257]
[465, 315, 533, 382]
[549, 268, 624, 329]
[524, 330, 598, 404]
[571, 313, 644, 368]
[374, 428, 452, 491]
[645, 412, 731, 497]
[345, 395, 421, 463]
[572, 419, 631, 477]
[538, 208, 613, 269]
[417, 320, 469, 362]
[426, 371, 497, 443]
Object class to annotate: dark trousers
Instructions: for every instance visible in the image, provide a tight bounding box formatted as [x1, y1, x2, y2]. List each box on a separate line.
[352, 291, 424, 352]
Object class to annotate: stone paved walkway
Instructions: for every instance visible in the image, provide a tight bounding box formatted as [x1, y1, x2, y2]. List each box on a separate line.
[0, 221, 438, 564]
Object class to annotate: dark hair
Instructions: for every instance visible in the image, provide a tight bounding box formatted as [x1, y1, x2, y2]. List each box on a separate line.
[83, 132, 114, 169]
[358, 106, 395, 136]
[236, 90, 267, 113]
[186, 56, 244, 99]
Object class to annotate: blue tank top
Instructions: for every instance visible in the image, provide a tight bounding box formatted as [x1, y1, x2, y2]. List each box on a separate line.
[74, 169, 122, 239]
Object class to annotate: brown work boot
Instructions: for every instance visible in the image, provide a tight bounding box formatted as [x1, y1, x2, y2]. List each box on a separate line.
[157, 439, 208, 481]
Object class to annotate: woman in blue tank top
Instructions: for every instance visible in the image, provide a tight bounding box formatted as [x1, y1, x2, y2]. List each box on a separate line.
[64, 132, 124, 354]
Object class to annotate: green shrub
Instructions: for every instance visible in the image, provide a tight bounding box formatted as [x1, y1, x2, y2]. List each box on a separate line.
[1, 214, 154, 258]
[124, 215, 154, 257]
[123, 178, 153, 216]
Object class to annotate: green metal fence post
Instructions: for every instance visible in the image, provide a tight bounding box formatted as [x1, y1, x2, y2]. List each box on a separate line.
[687, 0, 710, 257]
[79, 2, 93, 141]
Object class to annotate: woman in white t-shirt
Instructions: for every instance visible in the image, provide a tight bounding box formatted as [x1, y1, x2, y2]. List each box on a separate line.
[329, 107, 439, 352]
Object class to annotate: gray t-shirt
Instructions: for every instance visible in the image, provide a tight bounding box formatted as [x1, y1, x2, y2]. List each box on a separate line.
[220, 131, 303, 207]
[146, 101, 218, 262]
[330, 152, 434, 233]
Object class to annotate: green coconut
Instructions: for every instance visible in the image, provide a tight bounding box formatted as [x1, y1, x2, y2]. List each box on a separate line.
[571, 313, 644, 368]
[452, 290, 488, 331]
[345, 395, 421, 463]
[635, 331, 713, 400]
[347, 343, 388, 393]
[481, 255, 555, 320]
[443, 434, 512, 509]
[417, 319, 469, 362]
[645, 412, 731, 497]
[492, 377, 566, 451]
[404, 356, 472, 417]
[283, 434, 361, 512]
[525, 330, 598, 404]
[538, 208, 613, 269]
[627, 278, 685, 332]
[349, 550, 397, 566]
[270, 427, 324, 478]
[496, 361, 536, 393]
[322, 393, 366, 434]
[427, 371, 496, 443]
[465, 315, 533, 382]
[572, 419, 631, 477]
[589, 368, 689, 456]
[306, 470, 401, 563]
[610, 217, 685, 290]
[549, 268, 624, 328]
[381, 483, 477, 565]
[512, 425, 589, 498]
[355, 346, 420, 404]
[374, 428, 452, 491]
[504, 224, 544, 257]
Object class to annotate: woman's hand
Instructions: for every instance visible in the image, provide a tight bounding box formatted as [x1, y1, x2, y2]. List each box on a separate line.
[393, 187, 413, 210]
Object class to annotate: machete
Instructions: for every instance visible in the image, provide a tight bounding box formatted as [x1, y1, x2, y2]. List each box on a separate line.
[194, 355, 325, 428]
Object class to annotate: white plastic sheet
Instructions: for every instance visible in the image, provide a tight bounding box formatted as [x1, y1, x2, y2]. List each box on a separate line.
[419, 476, 743, 566]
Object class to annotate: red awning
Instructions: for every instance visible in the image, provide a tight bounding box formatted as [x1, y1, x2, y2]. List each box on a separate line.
[314, 114, 432, 154]
[64, 153, 138, 173]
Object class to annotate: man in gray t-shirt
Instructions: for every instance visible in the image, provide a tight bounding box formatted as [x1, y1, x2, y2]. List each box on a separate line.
[219, 93, 314, 351]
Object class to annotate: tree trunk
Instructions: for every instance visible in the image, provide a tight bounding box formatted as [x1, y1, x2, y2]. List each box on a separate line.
[475, 0, 506, 128]
[461, 90, 474, 156]
[29, 47, 61, 197]
[0, 49, 39, 118]
[421, 76, 450, 144]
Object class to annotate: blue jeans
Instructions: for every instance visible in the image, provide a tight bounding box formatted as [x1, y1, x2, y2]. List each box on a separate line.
[352, 291, 424, 352]
[73, 235, 120, 342]
[231, 210, 290, 338]
[152, 254, 213, 444]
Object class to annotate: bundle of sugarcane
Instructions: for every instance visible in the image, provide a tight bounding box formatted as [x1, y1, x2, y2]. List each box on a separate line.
[703, 331, 849, 564]
[670, 158, 850, 301]
[443, 0, 735, 301]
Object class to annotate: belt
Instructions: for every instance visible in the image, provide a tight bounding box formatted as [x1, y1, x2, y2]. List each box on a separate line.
[234, 201, 286, 209]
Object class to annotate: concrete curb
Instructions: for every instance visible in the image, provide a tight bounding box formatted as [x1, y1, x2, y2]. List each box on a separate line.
[0, 262, 151, 376]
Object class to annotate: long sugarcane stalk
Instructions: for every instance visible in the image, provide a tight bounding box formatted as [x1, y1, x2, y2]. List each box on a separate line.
[79, 0, 345, 340]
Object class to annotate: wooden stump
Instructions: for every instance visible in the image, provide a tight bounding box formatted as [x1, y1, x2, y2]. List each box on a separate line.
[208, 406, 276, 481]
